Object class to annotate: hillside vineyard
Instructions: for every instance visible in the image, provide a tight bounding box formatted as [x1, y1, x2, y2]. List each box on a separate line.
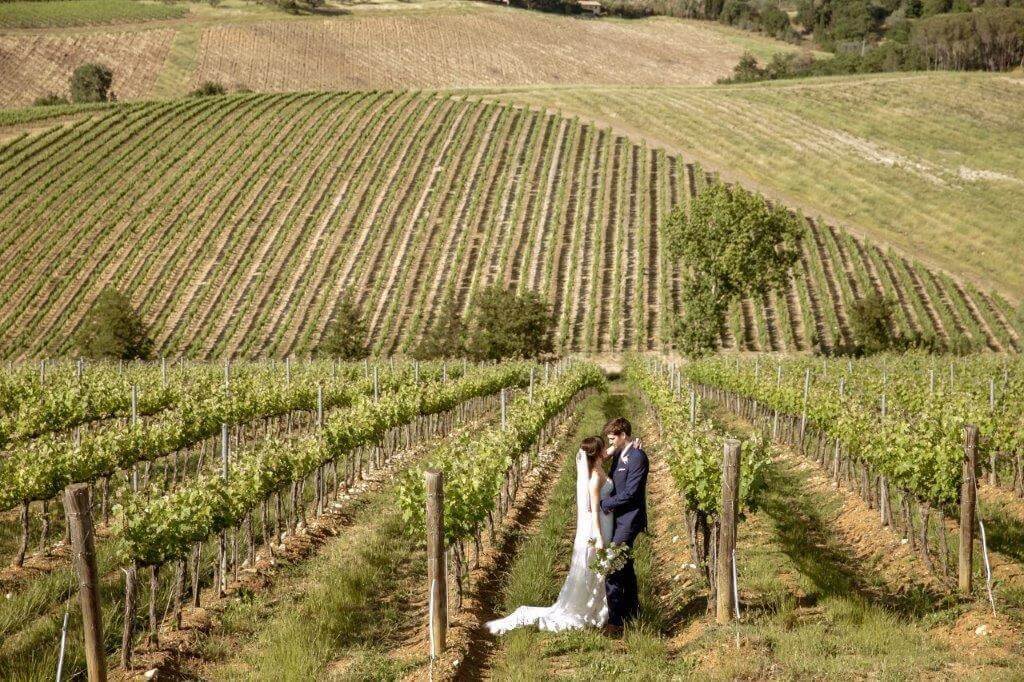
[0, 91, 1017, 360]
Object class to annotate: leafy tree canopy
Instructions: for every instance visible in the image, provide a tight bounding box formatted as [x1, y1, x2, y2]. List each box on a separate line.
[74, 288, 153, 360]
[463, 286, 554, 361]
[318, 288, 371, 360]
[70, 63, 113, 104]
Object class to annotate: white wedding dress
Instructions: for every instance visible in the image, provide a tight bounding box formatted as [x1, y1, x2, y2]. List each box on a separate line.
[486, 449, 614, 634]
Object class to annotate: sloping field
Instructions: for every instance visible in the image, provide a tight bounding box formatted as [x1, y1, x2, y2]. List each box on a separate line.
[492, 72, 1024, 299]
[0, 4, 796, 106]
[0, 92, 1015, 360]
[0, 28, 177, 106]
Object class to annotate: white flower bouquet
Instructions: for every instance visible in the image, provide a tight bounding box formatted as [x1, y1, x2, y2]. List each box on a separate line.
[587, 539, 631, 578]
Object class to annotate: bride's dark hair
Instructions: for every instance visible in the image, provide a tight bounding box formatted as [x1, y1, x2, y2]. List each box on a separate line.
[580, 436, 605, 474]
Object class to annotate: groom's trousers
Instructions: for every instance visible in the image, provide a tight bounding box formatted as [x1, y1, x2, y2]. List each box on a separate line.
[606, 535, 640, 626]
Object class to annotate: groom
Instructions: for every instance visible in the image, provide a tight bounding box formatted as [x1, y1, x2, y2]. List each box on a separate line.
[600, 417, 649, 634]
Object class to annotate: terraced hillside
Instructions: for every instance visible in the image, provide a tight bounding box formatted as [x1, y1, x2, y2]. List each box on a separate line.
[1, 92, 1017, 359]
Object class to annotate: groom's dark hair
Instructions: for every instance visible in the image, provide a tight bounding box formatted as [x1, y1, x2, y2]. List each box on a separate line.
[602, 417, 631, 438]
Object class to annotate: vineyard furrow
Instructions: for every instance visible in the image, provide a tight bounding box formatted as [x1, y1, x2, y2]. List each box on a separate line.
[270, 92, 413, 356]
[241, 93, 400, 356]
[525, 119, 571, 294]
[203, 94, 388, 358]
[874, 246, 923, 335]
[619, 144, 640, 352]
[782, 276, 806, 350]
[899, 259, 949, 342]
[806, 219, 853, 346]
[547, 121, 588, 347]
[976, 289, 1021, 351]
[504, 115, 556, 290]
[645, 148, 660, 350]
[164, 94, 351, 355]
[593, 138, 622, 352]
[555, 125, 598, 349]
[944, 275, 1001, 352]
[797, 244, 831, 351]
[569, 129, 608, 352]
[390, 106, 511, 353]
[366, 104, 477, 338]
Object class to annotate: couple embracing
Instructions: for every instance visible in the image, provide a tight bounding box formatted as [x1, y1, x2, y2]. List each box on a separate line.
[487, 417, 649, 636]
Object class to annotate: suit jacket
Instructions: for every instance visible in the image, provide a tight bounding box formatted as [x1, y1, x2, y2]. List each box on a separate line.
[600, 442, 648, 544]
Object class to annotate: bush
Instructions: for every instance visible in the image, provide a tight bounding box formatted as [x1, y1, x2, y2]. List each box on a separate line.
[463, 286, 554, 361]
[673, 279, 728, 357]
[318, 288, 370, 359]
[33, 93, 69, 107]
[189, 81, 226, 97]
[849, 292, 898, 354]
[70, 63, 113, 104]
[412, 300, 466, 360]
[74, 289, 153, 360]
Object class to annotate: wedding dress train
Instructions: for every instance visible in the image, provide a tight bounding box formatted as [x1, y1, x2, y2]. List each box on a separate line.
[485, 450, 613, 634]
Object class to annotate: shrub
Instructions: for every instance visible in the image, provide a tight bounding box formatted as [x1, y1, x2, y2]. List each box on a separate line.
[318, 288, 370, 359]
[463, 286, 554, 361]
[70, 63, 113, 104]
[412, 300, 466, 360]
[33, 93, 69, 107]
[849, 292, 898, 354]
[74, 289, 153, 360]
[189, 81, 226, 97]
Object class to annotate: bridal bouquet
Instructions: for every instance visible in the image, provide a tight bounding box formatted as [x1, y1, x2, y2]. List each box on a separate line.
[587, 539, 631, 578]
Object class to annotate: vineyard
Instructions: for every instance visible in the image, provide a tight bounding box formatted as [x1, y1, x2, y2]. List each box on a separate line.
[497, 71, 1024, 297]
[0, 4, 795, 107]
[5, 356, 1023, 679]
[0, 91, 1017, 360]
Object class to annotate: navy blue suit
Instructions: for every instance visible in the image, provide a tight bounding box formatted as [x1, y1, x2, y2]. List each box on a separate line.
[600, 442, 648, 626]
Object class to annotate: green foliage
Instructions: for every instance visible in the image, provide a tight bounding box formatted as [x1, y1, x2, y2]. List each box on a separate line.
[412, 300, 466, 360]
[318, 289, 370, 360]
[69, 63, 113, 104]
[463, 286, 554, 361]
[397, 361, 604, 545]
[849, 292, 898, 355]
[189, 81, 226, 97]
[911, 7, 1024, 70]
[32, 93, 69, 107]
[73, 288, 152, 361]
[664, 181, 803, 356]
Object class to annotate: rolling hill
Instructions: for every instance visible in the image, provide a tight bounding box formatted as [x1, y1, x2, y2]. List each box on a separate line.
[0, 91, 1017, 360]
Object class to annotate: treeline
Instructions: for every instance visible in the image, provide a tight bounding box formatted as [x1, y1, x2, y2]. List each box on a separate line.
[721, 5, 1024, 82]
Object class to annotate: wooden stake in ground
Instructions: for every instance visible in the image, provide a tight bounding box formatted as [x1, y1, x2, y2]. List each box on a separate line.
[959, 424, 978, 594]
[717, 439, 741, 624]
[425, 470, 447, 656]
[63, 483, 107, 682]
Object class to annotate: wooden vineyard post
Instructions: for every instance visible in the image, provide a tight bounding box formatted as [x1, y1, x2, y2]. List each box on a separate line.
[219, 423, 229, 598]
[959, 424, 978, 594]
[425, 471, 447, 657]
[63, 483, 107, 682]
[799, 368, 810, 447]
[500, 388, 507, 430]
[689, 389, 697, 426]
[717, 440, 741, 624]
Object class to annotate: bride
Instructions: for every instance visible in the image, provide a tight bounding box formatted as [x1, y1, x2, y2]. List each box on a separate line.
[486, 436, 614, 633]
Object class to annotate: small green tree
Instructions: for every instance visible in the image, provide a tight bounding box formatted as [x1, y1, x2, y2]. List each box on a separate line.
[70, 63, 113, 103]
[665, 181, 804, 356]
[849, 292, 897, 354]
[318, 288, 370, 359]
[74, 288, 153, 360]
[463, 286, 554, 361]
[412, 300, 466, 360]
[189, 81, 226, 97]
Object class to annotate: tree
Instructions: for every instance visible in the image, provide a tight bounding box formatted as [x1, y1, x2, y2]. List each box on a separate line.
[70, 63, 113, 104]
[318, 289, 370, 359]
[189, 81, 226, 97]
[463, 286, 554, 361]
[412, 300, 466, 360]
[849, 292, 897, 354]
[74, 288, 153, 360]
[664, 181, 804, 356]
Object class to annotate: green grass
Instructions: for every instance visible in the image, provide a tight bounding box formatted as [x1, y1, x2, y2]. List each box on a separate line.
[0, 0, 187, 28]
[493, 71, 1024, 300]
